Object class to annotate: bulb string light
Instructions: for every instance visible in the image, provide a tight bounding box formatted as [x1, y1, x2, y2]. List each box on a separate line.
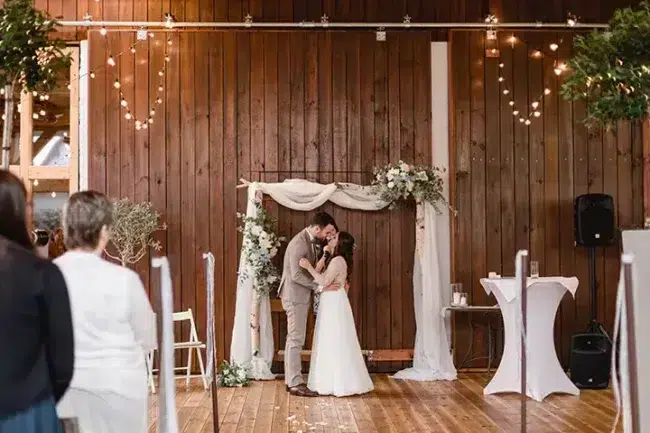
[108, 36, 172, 130]
[491, 30, 566, 127]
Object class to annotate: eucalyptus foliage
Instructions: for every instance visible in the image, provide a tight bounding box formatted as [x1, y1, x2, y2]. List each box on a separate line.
[561, 2, 650, 127]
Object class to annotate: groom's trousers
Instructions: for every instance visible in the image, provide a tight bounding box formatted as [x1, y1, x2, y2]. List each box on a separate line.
[282, 299, 310, 387]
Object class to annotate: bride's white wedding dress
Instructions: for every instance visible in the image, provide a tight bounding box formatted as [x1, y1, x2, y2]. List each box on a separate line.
[307, 256, 374, 397]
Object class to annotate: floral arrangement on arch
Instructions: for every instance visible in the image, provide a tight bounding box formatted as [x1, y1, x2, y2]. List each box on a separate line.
[237, 202, 286, 296]
[372, 160, 454, 214]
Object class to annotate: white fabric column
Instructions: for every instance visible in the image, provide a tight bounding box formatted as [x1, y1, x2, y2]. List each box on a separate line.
[152, 257, 179, 433]
[203, 252, 216, 385]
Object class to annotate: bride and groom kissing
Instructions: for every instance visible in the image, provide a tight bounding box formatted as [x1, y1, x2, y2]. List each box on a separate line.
[278, 212, 374, 398]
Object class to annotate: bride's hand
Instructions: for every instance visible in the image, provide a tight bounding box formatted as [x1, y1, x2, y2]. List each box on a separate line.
[299, 258, 312, 270]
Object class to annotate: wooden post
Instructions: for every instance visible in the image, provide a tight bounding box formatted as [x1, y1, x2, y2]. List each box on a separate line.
[19, 90, 34, 229]
[2, 84, 15, 169]
[69, 48, 80, 194]
[520, 252, 528, 433]
[642, 117, 650, 228]
[622, 256, 640, 433]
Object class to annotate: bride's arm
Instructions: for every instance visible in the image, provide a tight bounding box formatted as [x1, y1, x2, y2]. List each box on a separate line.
[300, 257, 342, 288]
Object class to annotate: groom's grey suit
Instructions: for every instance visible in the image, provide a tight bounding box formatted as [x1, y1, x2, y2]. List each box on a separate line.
[278, 229, 319, 388]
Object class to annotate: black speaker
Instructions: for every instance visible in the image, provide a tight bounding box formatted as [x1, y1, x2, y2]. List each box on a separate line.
[569, 333, 611, 389]
[574, 194, 615, 246]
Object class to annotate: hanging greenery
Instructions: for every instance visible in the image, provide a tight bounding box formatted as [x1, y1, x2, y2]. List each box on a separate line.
[561, 2, 650, 128]
[0, 0, 71, 168]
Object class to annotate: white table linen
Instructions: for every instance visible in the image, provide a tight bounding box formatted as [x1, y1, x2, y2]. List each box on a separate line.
[480, 277, 580, 402]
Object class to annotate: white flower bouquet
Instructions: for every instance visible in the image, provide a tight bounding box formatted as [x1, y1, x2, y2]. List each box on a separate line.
[372, 160, 454, 214]
[237, 203, 286, 296]
[218, 360, 250, 387]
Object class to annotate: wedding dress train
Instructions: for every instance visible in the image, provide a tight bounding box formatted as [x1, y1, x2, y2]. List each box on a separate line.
[307, 257, 374, 397]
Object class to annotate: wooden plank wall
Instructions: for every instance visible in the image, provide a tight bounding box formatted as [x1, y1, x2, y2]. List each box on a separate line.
[450, 30, 647, 368]
[87, 29, 431, 371]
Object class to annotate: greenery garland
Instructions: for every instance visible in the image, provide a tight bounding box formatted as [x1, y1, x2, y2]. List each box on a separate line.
[237, 203, 285, 296]
[561, 2, 650, 128]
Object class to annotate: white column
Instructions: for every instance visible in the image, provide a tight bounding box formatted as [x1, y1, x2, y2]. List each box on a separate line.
[78, 40, 89, 191]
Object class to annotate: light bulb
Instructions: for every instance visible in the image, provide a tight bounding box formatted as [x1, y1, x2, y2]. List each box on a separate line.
[125, 112, 132, 120]
[150, 109, 155, 116]
[148, 118, 154, 124]
[508, 35, 516, 44]
[165, 56, 170, 62]
[554, 68, 562, 75]
[156, 97, 162, 104]
[513, 110, 519, 116]
[525, 119, 531, 125]
[499, 63, 504, 68]
[113, 80, 121, 89]
[544, 88, 551, 95]
[90, 71, 96, 79]
[33, 179, 39, 186]
[532, 50, 542, 58]
[532, 102, 539, 109]
[67, 84, 72, 90]
[503, 89, 509, 95]
[142, 123, 148, 129]
[519, 118, 525, 123]
[39, 109, 46, 116]
[107, 56, 116, 66]
[158, 85, 163, 92]
[33, 113, 39, 119]
[567, 18, 576, 27]
[549, 43, 558, 51]
[509, 101, 514, 106]
[33, 91, 38, 97]
[158, 71, 164, 77]
[51, 191, 57, 198]
[534, 111, 541, 117]
[0, 114, 4, 120]
[121, 99, 128, 107]
[135, 124, 141, 130]
[498, 77, 504, 82]
[167, 38, 172, 45]
[100, 27, 107, 36]
[130, 46, 136, 54]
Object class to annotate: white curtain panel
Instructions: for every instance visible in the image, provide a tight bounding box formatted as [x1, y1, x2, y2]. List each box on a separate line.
[230, 179, 457, 381]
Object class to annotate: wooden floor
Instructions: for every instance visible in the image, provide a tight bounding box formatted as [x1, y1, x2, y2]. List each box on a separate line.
[149, 374, 622, 433]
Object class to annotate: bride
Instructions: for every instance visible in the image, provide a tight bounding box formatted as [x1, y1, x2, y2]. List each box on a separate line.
[299, 232, 374, 397]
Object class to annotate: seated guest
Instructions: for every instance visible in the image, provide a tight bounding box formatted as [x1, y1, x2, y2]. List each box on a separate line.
[55, 191, 156, 433]
[0, 169, 74, 432]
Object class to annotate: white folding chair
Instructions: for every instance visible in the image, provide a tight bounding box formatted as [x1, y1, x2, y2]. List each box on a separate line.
[147, 308, 209, 392]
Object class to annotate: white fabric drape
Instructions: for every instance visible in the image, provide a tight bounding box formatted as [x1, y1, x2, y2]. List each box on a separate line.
[152, 257, 179, 433]
[203, 252, 216, 385]
[230, 179, 457, 381]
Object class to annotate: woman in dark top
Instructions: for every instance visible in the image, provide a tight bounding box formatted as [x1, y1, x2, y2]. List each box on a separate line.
[0, 169, 74, 432]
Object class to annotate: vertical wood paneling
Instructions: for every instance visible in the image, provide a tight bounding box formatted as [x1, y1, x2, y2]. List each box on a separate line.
[450, 30, 647, 368]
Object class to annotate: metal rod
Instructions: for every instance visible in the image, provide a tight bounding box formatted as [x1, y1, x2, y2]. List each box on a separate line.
[58, 20, 608, 29]
[519, 251, 529, 433]
[622, 255, 640, 433]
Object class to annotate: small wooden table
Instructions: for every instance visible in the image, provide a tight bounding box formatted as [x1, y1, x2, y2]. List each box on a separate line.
[442, 305, 502, 373]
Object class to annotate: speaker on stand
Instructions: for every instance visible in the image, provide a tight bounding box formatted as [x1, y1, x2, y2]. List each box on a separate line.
[570, 193, 614, 389]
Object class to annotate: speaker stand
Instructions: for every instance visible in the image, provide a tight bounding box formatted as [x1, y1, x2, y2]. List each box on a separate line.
[586, 247, 612, 345]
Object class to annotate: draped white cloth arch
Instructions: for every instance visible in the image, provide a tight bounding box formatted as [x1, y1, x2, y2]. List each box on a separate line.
[230, 179, 457, 381]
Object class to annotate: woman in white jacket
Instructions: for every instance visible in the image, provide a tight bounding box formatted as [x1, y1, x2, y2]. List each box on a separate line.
[54, 191, 156, 433]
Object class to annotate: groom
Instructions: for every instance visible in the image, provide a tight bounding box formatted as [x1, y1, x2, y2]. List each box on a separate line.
[278, 212, 339, 397]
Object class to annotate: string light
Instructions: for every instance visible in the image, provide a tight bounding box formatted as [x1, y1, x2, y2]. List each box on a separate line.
[113, 79, 121, 89]
[531, 101, 539, 109]
[120, 98, 128, 107]
[90, 72, 96, 79]
[544, 88, 551, 95]
[164, 13, 175, 29]
[533, 111, 541, 117]
[125, 112, 132, 120]
[39, 109, 46, 116]
[508, 35, 517, 44]
[33, 179, 39, 186]
[524, 119, 531, 125]
[567, 14, 577, 27]
[550, 43, 559, 51]
[100, 27, 107, 36]
[532, 50, 542, 58]
[509, 101, 514, 106]
[130, 46, 136, 54]
[503, 89, 509, 95]
[51, 191, 57, 198]
[107, 56, 116, 66]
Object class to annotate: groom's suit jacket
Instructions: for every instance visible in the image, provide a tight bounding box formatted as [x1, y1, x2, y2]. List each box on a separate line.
[278, 229, 319, 305]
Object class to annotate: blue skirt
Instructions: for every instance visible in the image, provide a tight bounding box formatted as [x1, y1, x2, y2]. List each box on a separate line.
[0, 398, 62, 433]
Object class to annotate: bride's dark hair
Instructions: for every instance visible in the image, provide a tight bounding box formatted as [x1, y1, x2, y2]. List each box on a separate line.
[334, 231, 355, 279]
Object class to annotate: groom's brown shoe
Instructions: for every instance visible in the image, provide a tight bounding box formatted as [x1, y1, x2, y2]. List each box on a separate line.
[287, 384, 319, 397]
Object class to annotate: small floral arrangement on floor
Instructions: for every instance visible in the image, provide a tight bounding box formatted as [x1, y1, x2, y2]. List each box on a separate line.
[372, 160, 455, 214]
[218, 361, 250, 388]
[237, 203, 286, 296]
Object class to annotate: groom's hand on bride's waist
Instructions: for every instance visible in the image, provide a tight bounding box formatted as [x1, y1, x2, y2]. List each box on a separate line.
[322, 282, 341, 291]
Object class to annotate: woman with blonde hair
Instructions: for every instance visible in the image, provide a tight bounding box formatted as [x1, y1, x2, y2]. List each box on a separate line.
[54, 191, 156, 433]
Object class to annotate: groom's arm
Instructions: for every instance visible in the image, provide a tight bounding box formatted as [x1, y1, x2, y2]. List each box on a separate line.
[288, 242, 319, 290]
